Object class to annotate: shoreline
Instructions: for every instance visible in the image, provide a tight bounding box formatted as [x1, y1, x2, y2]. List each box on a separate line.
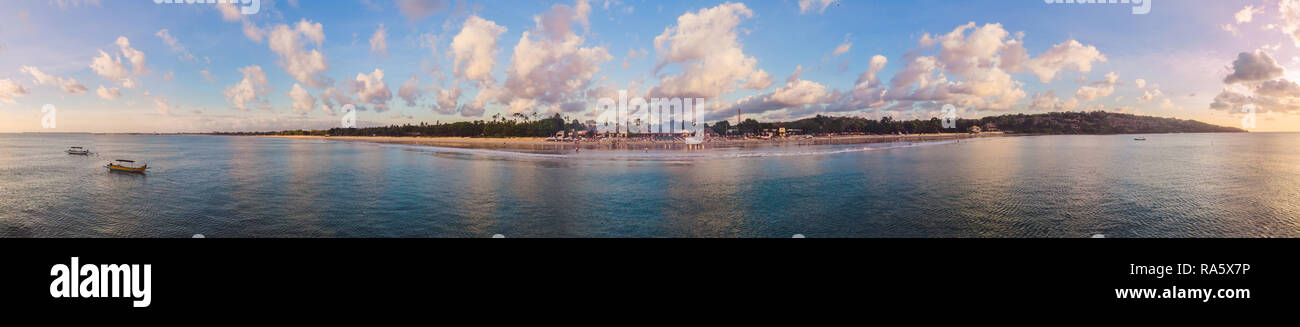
[263, 133, 1008, 151]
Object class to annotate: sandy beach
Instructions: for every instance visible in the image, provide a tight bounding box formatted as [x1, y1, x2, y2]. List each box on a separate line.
[266, 132, 1006, 152]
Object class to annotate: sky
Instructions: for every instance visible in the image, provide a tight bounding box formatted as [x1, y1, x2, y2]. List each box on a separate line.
[0, 0, 1298, 132]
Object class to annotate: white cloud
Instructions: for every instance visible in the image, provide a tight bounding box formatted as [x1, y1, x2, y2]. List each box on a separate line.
[1075, 72, 1119, 101]
[370, 24, 389, 57]
[652, 3, 771, 99]
[833, 34, 852, 56]
[288, 83, 317, 115]
[156, 29, 196, 62]
[1140, 89, 1163, 103]
[89, 49, 135, 88]
[216, 2, 243, 21]
[96, 85, 121, 100]
[1282, 0, 1300, 45]
[395, 0, 450, 22]
[433, 85, 462, 115]
[398, 75, 424, 107]
[268, 19, 329, 87]
[451, 15, 507, 83]
[498, 0, 612, 115]
[1235, 5, 1261, 24]
[115, 36, 147, 75]
[1028, 90, 1078, 111]
[798, 0, 835, 14]
[223, 65, 270, 111]
[153, 97, 172, 116]
[19, 66, 87, 94]
[1135, 78, 1147, 89]
[318, 86, 354, 116]
[1012, 39, 1107, 83]
[0, 79, 29, 104]
[351, 69, 392, 112]
[711, 66, 833, 121]
[886, 23, 1037, 111]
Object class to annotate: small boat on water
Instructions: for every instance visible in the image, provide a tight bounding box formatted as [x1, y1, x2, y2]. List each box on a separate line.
[1134, 137, 1147, 141]
[105, 159, 148, 173]
[66, 146, 90, 155]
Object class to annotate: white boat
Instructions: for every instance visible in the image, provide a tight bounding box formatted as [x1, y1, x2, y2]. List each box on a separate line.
[66, 147, 90, 155]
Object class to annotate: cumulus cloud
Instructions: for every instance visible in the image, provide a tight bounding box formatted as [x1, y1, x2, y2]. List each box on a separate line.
[318, 86, 354, 116]
[153, 97, 172, 116]
[1236, 5, 1261, 24]
[1140, 88, 1163, 103]
[709, 66, 833, 121]
[498, 0, 612, 115]
[1027, 90, 1078, 111]
[652, 3, 772, 99]
[398, 75, 425, 107]
[115, 36, 147, 75]
[395, 0, 450, 22]
[351, 69, 392, 112]
[451, 16, 507, 83]
[1211, 50, 1300, 115]
[884, 23, 1041, 111]
[433, 85, 462, 115]
[1282, 0, 1300, 45]
[798, 0, 835, 14]
[1011, 39, 1107, 83]
[0, 79, 29, 104]
[96, 85, 121, 100]
[216, 2, 243, 21]
[223, 65, 270, 111]
[89, 36, 147, 89]
[288, 83, 317, 115]
[268, 19, 329, 88]
[1075, 72, 1119, 101]
[1223, 50, 1285, 84]
[447, 15, 508, 117]
[370, 24, 388, 57]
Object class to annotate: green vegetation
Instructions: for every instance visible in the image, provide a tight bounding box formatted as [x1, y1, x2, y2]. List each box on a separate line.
[710, 111, 1244, 135]
[220, 111, 1243, 137]
[217, 113, 586, 137]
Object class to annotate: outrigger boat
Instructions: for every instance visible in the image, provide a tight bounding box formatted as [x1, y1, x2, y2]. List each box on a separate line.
[105, 160, 148, 173]
[66, 147, 90, 155]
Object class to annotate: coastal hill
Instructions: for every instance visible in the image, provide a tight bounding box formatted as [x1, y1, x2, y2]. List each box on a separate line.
[746, 111, 1247, 135]
[222, 111, 1244, 137]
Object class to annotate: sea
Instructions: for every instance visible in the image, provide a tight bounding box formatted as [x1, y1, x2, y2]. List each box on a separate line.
[1, 133, 1296, 238]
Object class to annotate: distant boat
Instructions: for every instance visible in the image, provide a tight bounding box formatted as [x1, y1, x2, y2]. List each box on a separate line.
[66, 147, 90, 155]
[105, 159, 148, 173]
[1133, 137, 1147, 141]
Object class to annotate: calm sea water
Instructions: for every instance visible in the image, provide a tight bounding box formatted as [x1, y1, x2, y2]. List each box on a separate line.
[1, 133, 1297, 238]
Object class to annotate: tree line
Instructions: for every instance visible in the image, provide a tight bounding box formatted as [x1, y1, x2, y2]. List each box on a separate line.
[216, 111, 1244, 137]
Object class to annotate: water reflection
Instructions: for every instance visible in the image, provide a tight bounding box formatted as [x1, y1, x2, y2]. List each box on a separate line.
[1, 133, 1298, 237]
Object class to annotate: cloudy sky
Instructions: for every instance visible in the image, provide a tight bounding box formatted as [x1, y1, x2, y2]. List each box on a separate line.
[1, 0, 1298, 132]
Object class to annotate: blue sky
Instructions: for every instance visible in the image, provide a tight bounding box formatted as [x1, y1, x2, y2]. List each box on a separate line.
[1, 0, 1297, 132]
